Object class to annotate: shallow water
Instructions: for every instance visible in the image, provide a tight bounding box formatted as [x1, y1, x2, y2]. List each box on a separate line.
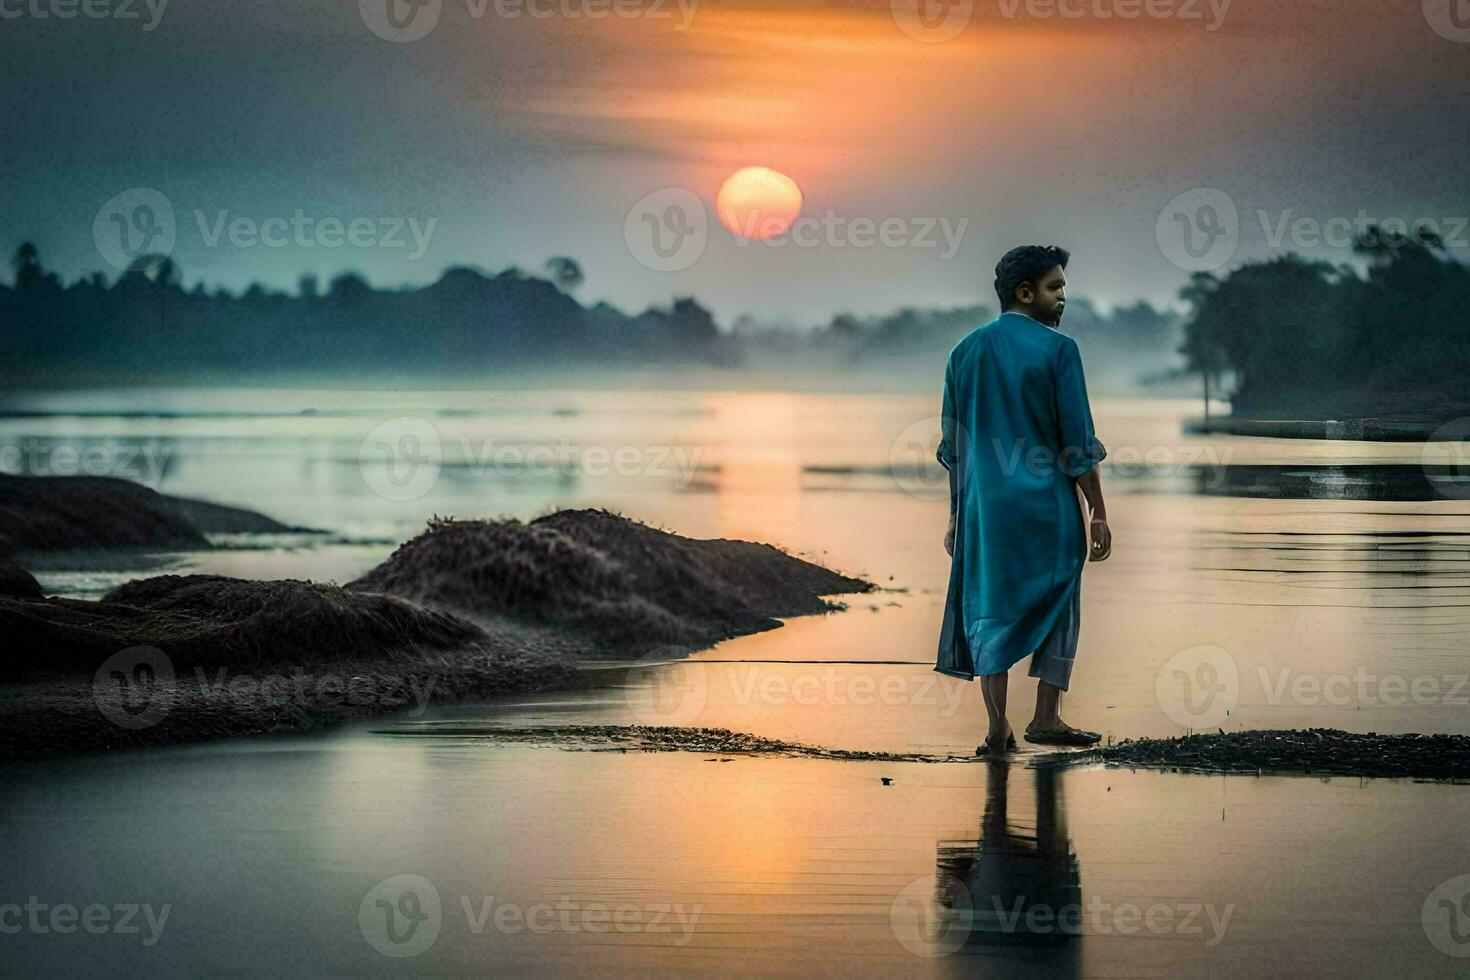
[2, 385, 1469, 975]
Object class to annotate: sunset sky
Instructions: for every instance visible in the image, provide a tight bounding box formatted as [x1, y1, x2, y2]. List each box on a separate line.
[5, 0, 1468, 322]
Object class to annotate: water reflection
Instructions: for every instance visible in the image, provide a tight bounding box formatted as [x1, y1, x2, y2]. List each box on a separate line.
[936, 763, 1082, 969]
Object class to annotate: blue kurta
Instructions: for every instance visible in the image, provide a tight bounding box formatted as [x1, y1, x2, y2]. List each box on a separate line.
[935, 311, 1107, 685]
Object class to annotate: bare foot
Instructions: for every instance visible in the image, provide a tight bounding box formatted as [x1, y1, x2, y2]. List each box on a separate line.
[977, 722, 1018, 756]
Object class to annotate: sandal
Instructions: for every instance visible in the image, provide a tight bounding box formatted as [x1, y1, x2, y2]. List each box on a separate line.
[1023, 723, 1101, 746]
[975, 732, 1019, 756]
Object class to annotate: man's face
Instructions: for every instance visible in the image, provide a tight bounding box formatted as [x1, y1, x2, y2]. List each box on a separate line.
[1017, 265, 1068, 326]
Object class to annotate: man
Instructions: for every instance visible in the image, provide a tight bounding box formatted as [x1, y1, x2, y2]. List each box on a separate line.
[935, 245, 1111, 755]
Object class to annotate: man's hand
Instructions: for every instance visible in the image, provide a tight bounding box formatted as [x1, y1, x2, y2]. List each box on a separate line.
[944, 514, 956, 557]
[1088, 518, 1112, 561]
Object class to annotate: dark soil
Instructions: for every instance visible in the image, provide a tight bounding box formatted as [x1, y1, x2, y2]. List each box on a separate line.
[3, 506, 873, 757]
[370, 723, 977, 762]
[1072, 728, 1470, 780]
[348, 510, 872, 652]
[0, 473, 310, 556]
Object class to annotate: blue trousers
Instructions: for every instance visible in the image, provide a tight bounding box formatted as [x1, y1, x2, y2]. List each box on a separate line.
[1027, 574, 1081, 691]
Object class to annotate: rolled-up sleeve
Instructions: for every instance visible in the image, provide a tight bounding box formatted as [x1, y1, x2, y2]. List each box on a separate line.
[937, 358, 958, 472]
[1055, 338, 1107, 479]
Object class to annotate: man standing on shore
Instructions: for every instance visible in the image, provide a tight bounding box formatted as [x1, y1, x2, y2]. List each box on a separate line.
[936, 245, 1112, 755]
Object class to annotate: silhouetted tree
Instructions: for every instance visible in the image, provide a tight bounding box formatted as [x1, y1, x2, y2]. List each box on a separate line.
[11, 242, 41, 290]
[544, 256, 584, 293]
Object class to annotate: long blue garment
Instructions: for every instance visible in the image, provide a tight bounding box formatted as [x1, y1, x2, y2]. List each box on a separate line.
[935, 311, 1107, 685]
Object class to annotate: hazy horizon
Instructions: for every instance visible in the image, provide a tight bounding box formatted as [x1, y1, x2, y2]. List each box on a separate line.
[6, 0, 1468, 323]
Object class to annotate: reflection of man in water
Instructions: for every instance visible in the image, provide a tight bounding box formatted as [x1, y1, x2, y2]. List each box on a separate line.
[935, 246, 1112, 755]
[936, 763, 1082, 956]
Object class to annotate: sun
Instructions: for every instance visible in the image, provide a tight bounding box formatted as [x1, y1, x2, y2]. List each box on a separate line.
[716, 167, 803, 240]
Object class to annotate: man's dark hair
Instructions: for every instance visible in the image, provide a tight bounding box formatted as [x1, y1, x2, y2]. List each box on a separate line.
[994, 245, 1070, 309]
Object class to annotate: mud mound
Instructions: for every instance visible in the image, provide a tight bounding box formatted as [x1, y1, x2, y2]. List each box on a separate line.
[2, 575, 499, 679]
[1079, 728, 1470, 780]
[348, 510, 872, 650]
[0, 474, 307, 556]
[0, 559, 43, 599]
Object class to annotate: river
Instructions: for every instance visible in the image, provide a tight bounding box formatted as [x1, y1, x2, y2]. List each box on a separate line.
[2, 381, 1468, 975]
